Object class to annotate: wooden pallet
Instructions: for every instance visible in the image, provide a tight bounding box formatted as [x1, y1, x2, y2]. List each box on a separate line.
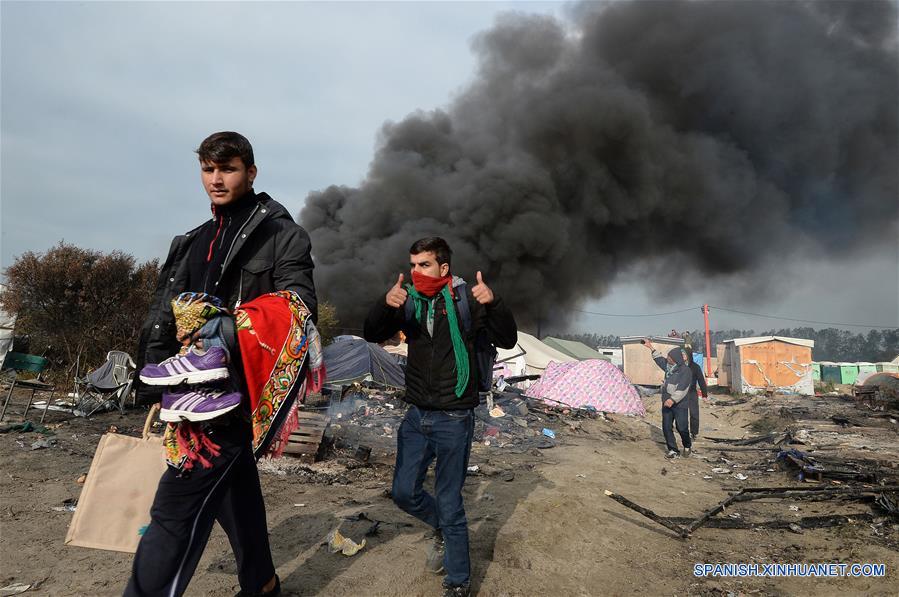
[283, 411, 331, 461]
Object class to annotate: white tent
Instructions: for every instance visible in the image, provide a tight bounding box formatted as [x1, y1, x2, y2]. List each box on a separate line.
[0, 285, 15, 367]
[496, 331, 577, 385]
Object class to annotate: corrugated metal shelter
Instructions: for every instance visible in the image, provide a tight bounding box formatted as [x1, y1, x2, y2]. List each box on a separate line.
[542, 337, 610, 361]
[720, 336, 814, 395]
[621, 336, 685, 386]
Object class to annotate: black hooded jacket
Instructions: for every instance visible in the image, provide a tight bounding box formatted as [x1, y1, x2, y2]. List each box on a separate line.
[135, 192, 316, 397]
[364, 281, 517, 411]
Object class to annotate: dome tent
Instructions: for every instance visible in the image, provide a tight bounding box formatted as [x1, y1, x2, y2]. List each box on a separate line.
[525, 359, 646, 416]
[322, 338, 405, 388]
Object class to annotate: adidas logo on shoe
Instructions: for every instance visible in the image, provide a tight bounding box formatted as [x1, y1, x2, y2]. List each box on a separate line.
[159, 388, 242, 422]
[140, 346, 229, 386]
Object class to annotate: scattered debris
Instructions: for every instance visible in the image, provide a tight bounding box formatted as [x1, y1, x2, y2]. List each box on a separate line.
[0, 421, 52, 435]
[283, 411, 331, 462]
[604, 490, 690, 537]
[30, 437, 56, 450]
[777, 449, 881, 483]
[352, 445, 372, 463]
[705, 432, 786, 446]
[605, 485, 899, 538]
[712, 397, 752, 407]
[0, 583, 32, 596]
[326, 528, 366, 556]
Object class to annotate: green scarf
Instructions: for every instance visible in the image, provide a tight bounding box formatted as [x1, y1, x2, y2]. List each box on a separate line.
[405, 283, 470, 397]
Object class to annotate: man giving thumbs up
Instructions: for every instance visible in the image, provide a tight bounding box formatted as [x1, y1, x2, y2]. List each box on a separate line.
[364, 237, 517, 597]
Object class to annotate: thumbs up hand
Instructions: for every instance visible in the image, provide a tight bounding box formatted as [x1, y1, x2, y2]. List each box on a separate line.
[471, 271, 494, 305]
[386, 273, 408, 308]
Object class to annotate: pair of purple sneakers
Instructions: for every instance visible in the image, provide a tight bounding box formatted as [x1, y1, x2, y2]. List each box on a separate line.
[139, 346, 241, 423]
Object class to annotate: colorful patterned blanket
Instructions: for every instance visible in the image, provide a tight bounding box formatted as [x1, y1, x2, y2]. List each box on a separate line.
[163, 291, 324, 469]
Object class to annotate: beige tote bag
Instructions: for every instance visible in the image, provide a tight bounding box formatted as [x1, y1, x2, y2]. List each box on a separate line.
[65, 405, 167, 553]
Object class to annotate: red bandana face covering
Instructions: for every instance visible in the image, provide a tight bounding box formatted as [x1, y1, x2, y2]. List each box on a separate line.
[411, 270, 453, 298]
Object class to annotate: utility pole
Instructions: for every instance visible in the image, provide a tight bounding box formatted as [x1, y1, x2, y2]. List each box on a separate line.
[702, 304, 712, 377]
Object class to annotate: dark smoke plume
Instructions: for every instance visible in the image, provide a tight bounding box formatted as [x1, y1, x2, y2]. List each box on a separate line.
[300, 0, 898, 330]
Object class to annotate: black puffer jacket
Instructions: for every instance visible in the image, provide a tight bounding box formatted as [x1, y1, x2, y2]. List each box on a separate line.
[364, 282, 517, 410]
[135, 193, 316, 396]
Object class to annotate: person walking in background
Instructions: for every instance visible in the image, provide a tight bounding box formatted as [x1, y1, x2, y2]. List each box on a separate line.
[643, 339, 693, 458]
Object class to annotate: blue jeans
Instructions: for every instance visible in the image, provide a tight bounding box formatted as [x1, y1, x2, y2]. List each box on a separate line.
[392, 405, 474, 587]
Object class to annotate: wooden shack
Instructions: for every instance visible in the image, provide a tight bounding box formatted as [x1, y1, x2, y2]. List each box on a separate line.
[715, 343, 730, 386]
[720, 336, 814, 395]
[621, 336, 685, 386]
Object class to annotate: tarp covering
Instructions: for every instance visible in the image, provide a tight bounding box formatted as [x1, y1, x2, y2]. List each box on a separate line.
[542, 337, 610, 361]
[525, 359, 646, 416]
[857, 371, 899, 390]
[381, 342, 408, 358]
[322, 338, 405, 387]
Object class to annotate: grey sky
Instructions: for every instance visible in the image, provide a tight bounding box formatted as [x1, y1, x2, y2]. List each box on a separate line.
[2, 1, 897, 337]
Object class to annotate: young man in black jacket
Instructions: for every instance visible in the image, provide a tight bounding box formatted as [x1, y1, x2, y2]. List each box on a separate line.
[364, 237, 517, 597]
[126, 132, 316, 597]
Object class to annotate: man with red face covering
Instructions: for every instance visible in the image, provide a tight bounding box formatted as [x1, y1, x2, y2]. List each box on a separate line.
[364, 237, 517, 597]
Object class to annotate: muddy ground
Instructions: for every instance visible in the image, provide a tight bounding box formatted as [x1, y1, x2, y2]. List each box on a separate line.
[1, 388, 898, 596]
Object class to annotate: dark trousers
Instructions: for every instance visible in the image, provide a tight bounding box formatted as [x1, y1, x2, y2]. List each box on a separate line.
[662, 399, 692, 453]
[392, 405, 474, 588]
[124, 420, 275, 597]
[687, 392, 700, 437]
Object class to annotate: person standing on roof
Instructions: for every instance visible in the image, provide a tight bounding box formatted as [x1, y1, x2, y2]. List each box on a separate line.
[364, 237, 517, 597]
[643, 339, 693, 458]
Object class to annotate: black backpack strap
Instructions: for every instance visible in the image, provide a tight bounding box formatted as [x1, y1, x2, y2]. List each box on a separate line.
[403, 294, 415, 324]
[455, 282, 472, 334]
